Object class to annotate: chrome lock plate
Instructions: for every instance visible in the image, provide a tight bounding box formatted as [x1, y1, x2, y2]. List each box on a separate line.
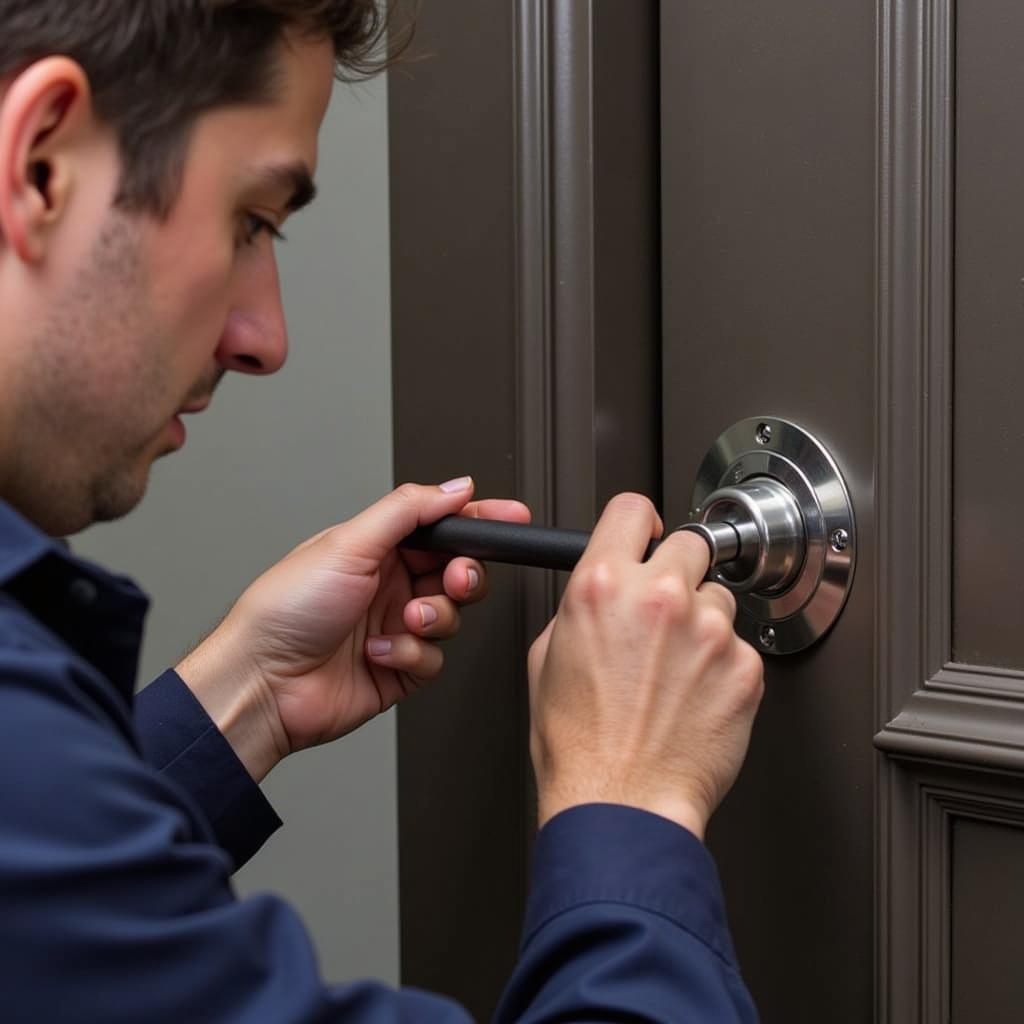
[689, 417, 856, 655]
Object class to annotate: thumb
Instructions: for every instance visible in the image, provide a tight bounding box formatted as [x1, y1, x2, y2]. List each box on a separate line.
[335, 477, 476, 564]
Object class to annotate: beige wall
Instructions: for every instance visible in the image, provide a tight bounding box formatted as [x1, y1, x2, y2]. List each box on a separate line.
[74, 75, 399, 985]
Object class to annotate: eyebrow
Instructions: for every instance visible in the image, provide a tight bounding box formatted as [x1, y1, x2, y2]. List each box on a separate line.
[257, 161, 318, 213]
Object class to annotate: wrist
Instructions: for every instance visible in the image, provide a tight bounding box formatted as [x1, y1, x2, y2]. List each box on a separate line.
[176, 623, 289, 784]
[537, 783, 709, 841]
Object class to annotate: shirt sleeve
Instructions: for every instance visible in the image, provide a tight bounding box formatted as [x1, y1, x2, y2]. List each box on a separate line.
[3, 647, 755, 1023]
[0, 652, 473, 1024]
[134, 669, 281, 871]
[494, 804, 760, 1023]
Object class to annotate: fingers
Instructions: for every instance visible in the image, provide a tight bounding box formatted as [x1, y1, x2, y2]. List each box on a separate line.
[581, 493, 663, 566]
[398, 495, 532, 577]
[461, 498, 532, 524]
[650, 531, 736, 626]
[696, 579, 738, 621]
[649, 528, 715, 590]
[412, 558, 488, 604]
[402, 595, 462, 640]
[443, 558, 487, 603]
[406, 556, 491, 640]
[339, 477, 477, 563]
[365, 633, 444, 680]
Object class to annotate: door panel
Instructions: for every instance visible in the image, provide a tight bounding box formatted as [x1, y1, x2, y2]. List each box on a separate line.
[953, 0, 1024, 669]
[951, 818, 1024, 1020]
[660, 4, 877, 1019]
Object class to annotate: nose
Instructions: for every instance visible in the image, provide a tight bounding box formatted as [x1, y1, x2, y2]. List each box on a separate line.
[216, 248, 289, 375]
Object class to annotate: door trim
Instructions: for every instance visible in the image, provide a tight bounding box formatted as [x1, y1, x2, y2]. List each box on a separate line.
[874, 0, 954, 744]
[874, 1, 953, 1019]
[873, 0, 1024, 768]
[519, 0, 663, 533]
[874, 1, 1024, 1018]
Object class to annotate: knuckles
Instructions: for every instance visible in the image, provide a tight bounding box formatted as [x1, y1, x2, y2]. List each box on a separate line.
[392, 481, 424, 508]
[606, 491, 657, 516]
[693, 605, 734, 658]
[528, 631, 552, 679]
[703, 581, 737, 618]
[527, 636, 544, 676]
[566, 560, 617, 609]
[640, 572, 690, 621]
[732, 642, 766, 706]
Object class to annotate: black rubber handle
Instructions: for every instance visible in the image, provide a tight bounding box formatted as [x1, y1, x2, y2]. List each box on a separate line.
[402, 516, 659, 571]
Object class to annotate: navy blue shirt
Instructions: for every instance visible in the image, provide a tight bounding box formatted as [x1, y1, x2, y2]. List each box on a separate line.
[0, 499, 758, 1022]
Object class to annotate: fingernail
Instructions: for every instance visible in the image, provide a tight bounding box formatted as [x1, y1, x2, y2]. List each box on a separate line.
[419, 604, 438, 627]
[440, 476, 473, 494]
[368, 638, 393, 657]
[467, 568, 480, 592]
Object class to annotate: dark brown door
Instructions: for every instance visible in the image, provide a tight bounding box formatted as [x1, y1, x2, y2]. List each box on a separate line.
[392, 2, 1024, 1021]
[660, 4, 877, 1018]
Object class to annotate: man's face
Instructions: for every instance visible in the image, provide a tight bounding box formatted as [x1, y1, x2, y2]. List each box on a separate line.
[0, 34, 335, 535]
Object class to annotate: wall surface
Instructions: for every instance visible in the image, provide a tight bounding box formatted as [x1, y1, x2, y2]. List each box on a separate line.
[74, 75, 399, 986]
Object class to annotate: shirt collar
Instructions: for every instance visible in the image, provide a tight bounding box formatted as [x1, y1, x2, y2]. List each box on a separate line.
[0, 499, 64, 586]
[0, 499, 151, 701]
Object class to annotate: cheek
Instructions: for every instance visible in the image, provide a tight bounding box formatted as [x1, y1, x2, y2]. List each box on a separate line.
[154, 241, 237, 359]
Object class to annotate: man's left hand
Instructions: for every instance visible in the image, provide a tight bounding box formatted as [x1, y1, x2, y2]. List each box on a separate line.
[176, 478, 530, 781]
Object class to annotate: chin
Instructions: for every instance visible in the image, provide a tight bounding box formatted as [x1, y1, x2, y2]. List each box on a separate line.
[86, 465, 153, 528]
[18, 497, 105, 539]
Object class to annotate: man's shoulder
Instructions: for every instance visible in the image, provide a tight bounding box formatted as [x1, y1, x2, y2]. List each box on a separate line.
[0, 588, 63, 651]
[0, 589, 135, 740]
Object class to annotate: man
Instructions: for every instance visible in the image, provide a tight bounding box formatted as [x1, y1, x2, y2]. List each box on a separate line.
[0, 2, 764, 1020]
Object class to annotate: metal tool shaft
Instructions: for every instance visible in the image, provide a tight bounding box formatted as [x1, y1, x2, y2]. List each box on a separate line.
[402, 516, 743, 572]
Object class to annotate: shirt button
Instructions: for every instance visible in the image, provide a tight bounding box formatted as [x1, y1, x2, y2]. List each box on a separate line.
[68, 578, 100, 607]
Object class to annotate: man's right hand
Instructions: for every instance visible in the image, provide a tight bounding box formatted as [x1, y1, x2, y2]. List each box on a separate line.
[527, 493, 765, 840]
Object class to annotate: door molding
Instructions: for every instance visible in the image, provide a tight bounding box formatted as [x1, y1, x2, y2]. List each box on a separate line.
[873, 0, 1024, 767]
[873, 0, 955, 750]
[874, 0, 1024, 1018]
[874, 1, 954, 1017]
[516, 0, 662, 538]
[513, 0, 663, 825]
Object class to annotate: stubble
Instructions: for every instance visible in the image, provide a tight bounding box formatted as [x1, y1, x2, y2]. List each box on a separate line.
[7, 211, 173, 535]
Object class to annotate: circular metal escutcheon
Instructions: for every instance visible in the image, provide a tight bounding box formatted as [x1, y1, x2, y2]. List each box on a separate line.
[690, 417, 856, 655]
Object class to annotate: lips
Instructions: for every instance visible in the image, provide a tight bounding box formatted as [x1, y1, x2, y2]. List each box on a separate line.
[179, 398, 211, 415]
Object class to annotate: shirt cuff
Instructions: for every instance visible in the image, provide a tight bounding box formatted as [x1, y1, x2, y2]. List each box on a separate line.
[134, 669, 282, 870]
[524, 803, 739, 966]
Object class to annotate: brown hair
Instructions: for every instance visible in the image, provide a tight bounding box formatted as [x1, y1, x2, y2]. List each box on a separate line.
[0, 0, 413, 215]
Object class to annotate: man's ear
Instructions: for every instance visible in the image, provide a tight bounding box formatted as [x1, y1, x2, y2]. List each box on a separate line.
[0, 58, 95, 263]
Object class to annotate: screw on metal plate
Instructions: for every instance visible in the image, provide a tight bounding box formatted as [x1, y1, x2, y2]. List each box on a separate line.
[755, 423, 773, 445]
[759, 626, 777, 650]
[830, 528, 850, 552]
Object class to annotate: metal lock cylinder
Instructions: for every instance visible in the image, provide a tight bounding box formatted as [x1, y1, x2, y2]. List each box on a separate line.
[682, 478, 806, 595]
[687, 417, 856, 654]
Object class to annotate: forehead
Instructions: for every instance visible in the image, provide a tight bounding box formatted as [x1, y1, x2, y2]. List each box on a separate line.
[268, 32, 337, 139]
[185, 33, 336, 187]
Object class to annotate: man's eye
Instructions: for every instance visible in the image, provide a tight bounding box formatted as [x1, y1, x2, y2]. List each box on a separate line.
[242, 214, 286, 246]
